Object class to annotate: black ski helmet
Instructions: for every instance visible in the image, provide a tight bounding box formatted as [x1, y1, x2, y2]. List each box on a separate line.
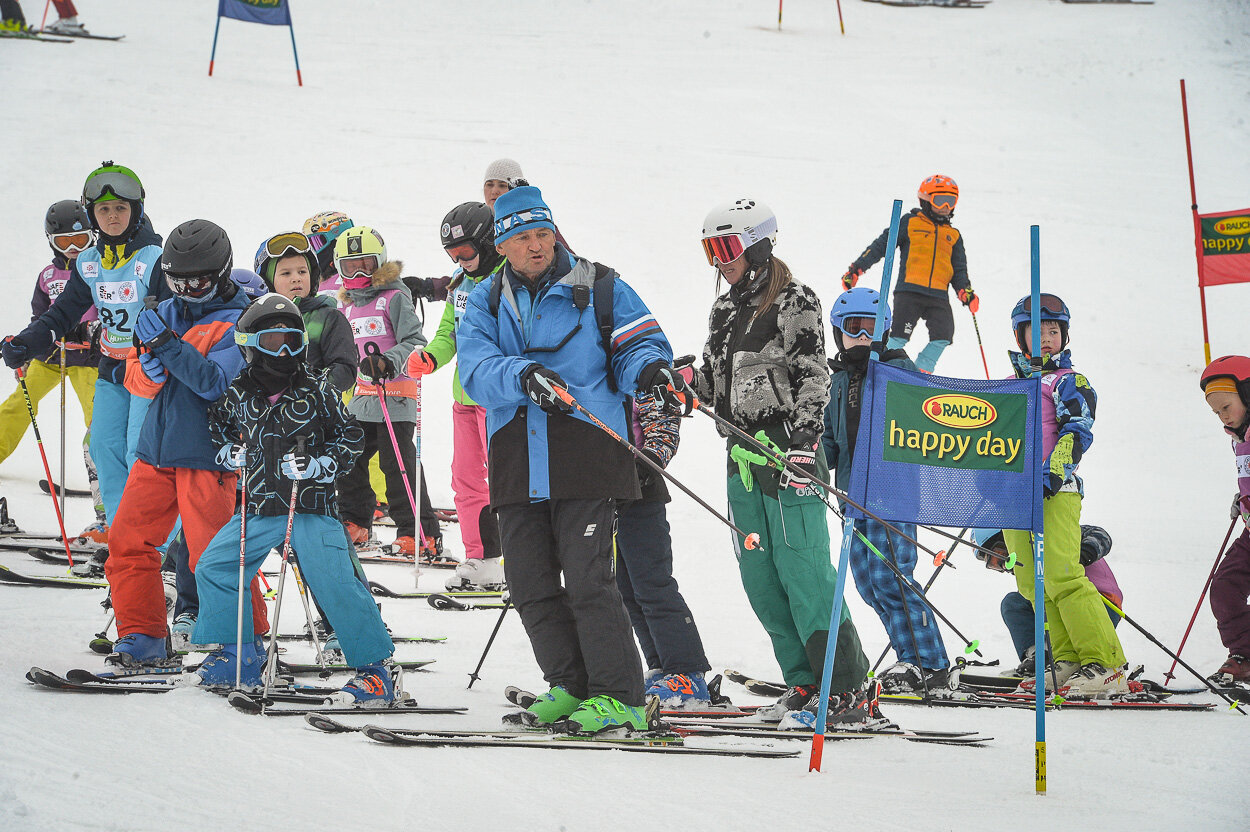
[45, 200, 94, 257]
[46, 200, 92, 236]
[235, 293, 305, 365]
[440, 201, 501, 275]
[161, 219, 234, 302]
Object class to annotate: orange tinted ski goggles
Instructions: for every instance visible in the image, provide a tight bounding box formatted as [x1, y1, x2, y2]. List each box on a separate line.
[701, 234, 745, 266]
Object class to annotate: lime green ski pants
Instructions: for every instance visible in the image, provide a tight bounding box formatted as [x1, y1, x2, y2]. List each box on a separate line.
[1004, 492, 1126, 667]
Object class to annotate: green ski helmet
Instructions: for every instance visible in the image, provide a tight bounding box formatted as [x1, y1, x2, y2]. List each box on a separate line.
[81, 161, 145, 243]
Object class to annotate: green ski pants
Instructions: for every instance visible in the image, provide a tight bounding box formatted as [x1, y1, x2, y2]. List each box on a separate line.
[726, 473, 869, 693]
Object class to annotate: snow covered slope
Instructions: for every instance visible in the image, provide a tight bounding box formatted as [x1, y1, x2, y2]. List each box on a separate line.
[2, 1, 1248, 829]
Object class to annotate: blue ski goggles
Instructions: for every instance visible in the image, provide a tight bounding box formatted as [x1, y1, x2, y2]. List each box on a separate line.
[235, 326, 308, 357]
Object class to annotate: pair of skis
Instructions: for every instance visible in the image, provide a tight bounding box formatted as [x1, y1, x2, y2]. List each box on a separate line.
[367, 580, 503, 600]
[724, 669, 1218, 712]
[0, 28, 123, 43]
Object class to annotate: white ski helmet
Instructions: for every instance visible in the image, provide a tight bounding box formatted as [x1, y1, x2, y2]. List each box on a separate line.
[700, 199, 778, 267]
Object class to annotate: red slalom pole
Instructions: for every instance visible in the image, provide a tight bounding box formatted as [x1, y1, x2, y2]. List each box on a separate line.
[1180, 79, 1212, 365]
[969, 310, 991, 380]
[15, 366, 76, 567]
[836, 0, 845, 35]
[1164, 515, 1237, 684]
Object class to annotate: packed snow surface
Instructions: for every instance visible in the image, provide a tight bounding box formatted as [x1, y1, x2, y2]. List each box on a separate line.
[2, 1, 1248, 829]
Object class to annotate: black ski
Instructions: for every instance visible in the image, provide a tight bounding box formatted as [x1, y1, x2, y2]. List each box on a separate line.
[862, 0, 990, 7]
[276, 658, 434, 675]
[1060, 0, 1152, 4]
[276, 632, 447, 645]
[39, 479, 93, 499]
[28, 546, 104, 567]
[29, 667, 177, 692]
[503, 684, 759, 719]
[66, 667, 183, 683]
[368, 581, 502, 600]
[0, 538, 98, 557]
[358, 724, 797, 757]
[227, 690, 467, 716]
[0, 564, 107, 589]
[668, 721, 991, 746]
[724, 669, 787, 697]
[428, 593, 507, 611]
[37, 29, 126, 40]
[0, 29, 72, 42]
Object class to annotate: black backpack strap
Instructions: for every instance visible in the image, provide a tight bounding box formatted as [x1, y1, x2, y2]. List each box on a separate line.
[487, 272, 504, 317]
[592, 262, 617, 393]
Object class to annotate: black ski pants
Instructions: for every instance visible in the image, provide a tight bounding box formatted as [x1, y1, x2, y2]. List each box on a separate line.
[616, 498, 710, 677]
[338, 421, 423, 538]
[496, 498, 644, 706]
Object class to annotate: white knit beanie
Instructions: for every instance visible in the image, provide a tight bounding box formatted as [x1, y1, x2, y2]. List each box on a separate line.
[483, 158, 525, 185]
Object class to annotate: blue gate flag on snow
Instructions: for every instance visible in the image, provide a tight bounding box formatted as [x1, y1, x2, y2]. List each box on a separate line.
[210, 0, 303, 86]
[218, 0, 291, 25]
[845, 361, 1043, 533]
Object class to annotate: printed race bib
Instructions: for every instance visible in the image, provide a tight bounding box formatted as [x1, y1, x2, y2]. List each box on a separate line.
[1236, 454, 1250, 480]
[96, 280, 139, 304]
[351, 315, 388, 338]
[47, 279, 68, 298]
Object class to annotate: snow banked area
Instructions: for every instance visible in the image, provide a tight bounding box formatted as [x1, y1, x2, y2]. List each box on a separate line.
[2, 1, 1248, 828]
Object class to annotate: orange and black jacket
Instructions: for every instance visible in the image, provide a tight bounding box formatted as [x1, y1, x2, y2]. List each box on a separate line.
[850, 207, 968, 299]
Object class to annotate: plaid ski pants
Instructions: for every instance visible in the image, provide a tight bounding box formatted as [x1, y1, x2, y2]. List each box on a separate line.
[846, 516, 949, 670]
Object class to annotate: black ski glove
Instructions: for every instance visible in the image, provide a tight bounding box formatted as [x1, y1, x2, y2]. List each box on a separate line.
[358, 353, 396, 382]
[779, 430, 820, 490]
[638, 360, 696, 417]
[521, 364, 573, 415]
[2, 336, 33, 369]
[403, 275, 452, 302]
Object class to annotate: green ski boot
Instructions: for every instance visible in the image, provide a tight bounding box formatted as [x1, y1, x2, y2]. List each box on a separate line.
[504, 685, 583, 727]
[555, 694, 652, 735]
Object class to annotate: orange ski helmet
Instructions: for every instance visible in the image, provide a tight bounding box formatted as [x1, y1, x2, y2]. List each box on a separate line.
[918, 174, 959, 210]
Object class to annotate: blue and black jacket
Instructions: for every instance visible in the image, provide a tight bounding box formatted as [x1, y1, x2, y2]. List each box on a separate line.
[458, 245, 672, 506]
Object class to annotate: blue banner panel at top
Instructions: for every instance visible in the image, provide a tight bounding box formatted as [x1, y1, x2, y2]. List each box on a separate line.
[846, 361, 1043, 533]
[218, 0, 292, 26]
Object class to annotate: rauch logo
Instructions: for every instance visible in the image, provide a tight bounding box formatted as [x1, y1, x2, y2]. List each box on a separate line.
[1213, 217, 1250, 235]
[921, 394, 997, 429]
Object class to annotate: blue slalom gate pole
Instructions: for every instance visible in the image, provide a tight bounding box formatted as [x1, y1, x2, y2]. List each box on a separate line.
[286, 15, 303, 86]
[872, 199, 904, 354]
[809, 198, 903, 772]
[808, 525, 855, 771]
[208, 10, 223, 76]
[1030, 224, 1047, 795]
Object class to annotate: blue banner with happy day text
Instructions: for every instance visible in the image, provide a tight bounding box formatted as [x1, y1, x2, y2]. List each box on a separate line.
[846, 361, 1044, 533]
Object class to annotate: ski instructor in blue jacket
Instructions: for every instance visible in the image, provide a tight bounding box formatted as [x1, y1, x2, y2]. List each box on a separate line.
[458, 185, 694, 734]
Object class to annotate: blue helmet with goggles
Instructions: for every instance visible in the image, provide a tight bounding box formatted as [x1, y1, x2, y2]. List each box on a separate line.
[234, 294, 307, 364]
[1010, 293, 1070, 354]
[830, 287, 890, 345]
